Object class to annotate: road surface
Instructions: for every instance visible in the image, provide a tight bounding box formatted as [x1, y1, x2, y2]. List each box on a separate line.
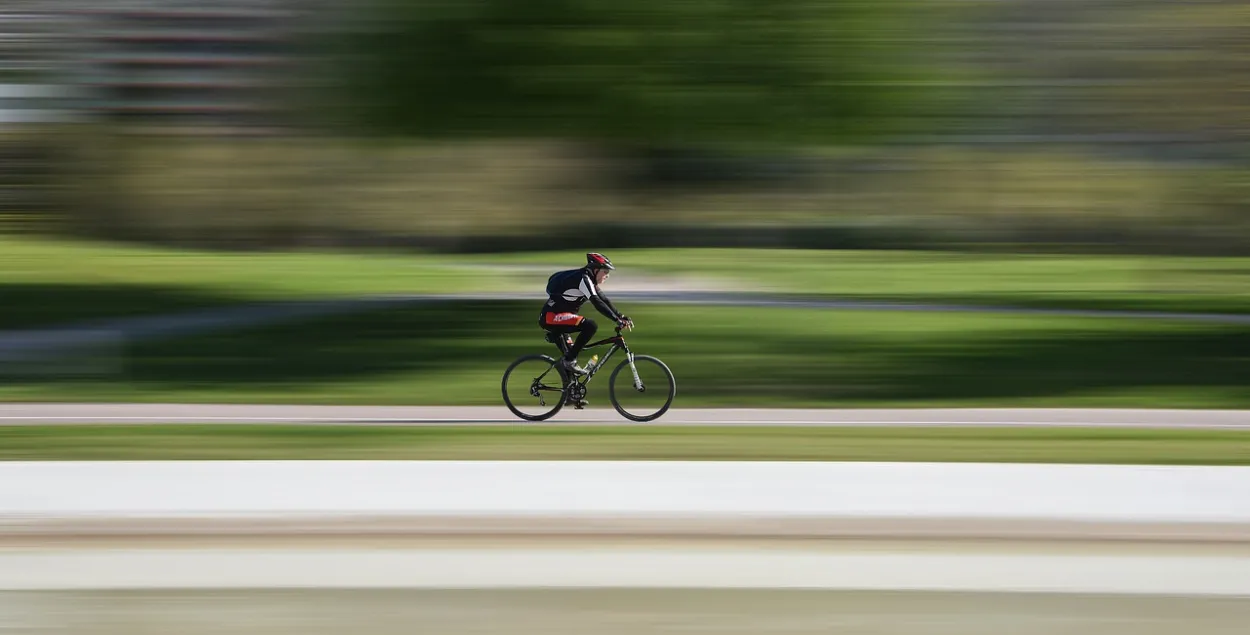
[0, 404, 1247, 427]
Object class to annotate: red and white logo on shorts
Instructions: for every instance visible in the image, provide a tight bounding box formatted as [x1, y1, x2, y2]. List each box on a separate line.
[545, 312, 584, 326]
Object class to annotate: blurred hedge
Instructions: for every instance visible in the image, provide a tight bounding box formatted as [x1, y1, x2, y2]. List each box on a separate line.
[3, 129, 1241, 255]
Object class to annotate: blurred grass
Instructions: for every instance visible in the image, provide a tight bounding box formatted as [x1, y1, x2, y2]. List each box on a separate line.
[3, 301, 1245, 408]
[1, 425, 1248, 463]
[4, 236, 1250, 333]
[0, 236, 520, 329]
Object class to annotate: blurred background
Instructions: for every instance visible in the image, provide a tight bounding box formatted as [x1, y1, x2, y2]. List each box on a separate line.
[0, 0, 1246, 408]
[4, 0, 1250, 252]
[3, 2, 1250, 633]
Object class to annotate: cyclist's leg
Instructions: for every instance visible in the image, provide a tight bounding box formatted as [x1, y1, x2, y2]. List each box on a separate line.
[540, 313, 595, 405]
[540, 313, 578, 351]
[540, 328, 572, 355]
[565, 317, 597, 361]
[541, 312, 597, 362]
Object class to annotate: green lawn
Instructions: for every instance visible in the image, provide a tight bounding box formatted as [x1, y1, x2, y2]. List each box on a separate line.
[5, 237, 1250, 332]
[0, 236, 520, 329]
[3, 301, 1246, 409]
[2, 425, 1249, 463]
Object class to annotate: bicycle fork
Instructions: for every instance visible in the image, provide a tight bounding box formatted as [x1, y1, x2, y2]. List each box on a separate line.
[626, 351, 645, 392]
[615, 342, 644, 392]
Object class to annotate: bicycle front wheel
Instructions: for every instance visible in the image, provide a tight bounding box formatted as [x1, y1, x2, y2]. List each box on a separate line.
[502, 354, 569, 421]
[609, 354, 676, 422]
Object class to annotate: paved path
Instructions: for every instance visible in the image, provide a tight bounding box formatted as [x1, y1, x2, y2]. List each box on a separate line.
[0, 404, 1247, 427]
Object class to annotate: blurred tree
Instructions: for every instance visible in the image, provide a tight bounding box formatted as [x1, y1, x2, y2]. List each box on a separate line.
[957, 0, 1250, 152]
[1090, 3, 1250, 147]
[327, 0, 934, 147]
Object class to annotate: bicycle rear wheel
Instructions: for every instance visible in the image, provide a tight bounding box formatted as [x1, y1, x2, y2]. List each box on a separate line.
[609, 354, 676, 422]
[502, 354, 569, 421]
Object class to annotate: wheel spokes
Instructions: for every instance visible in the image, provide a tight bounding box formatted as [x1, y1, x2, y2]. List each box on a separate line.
[610, 356, 675, 421]
[503, 356, 568, 420]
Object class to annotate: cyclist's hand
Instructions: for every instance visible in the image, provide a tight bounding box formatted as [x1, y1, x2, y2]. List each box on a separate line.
[618, 317, 634, 331]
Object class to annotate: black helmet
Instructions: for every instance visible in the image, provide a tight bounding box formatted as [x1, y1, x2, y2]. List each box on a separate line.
[586, 252, 615, 271]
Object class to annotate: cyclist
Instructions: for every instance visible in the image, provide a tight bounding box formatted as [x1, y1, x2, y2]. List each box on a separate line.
[540, 252, 634, 379]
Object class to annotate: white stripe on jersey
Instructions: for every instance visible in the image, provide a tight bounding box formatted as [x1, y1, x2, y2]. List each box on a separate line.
[558, 273, 598, 303]
[578, 274, 598, 298]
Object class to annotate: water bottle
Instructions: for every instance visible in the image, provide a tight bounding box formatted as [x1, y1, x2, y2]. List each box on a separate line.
[587, 354, 599, 371]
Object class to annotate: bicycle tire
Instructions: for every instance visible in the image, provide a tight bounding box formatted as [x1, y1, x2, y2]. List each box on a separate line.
[608, 354, 676, 422]
[501, 354, 569, 422]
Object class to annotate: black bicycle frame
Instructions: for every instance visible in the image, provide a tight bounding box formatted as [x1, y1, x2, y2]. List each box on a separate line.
[558, 328, 632, 385]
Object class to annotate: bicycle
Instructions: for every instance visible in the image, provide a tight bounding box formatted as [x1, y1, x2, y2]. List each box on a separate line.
[501, 325, 676, 422]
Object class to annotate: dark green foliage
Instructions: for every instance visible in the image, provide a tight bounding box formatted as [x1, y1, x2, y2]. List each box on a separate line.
[331, 0, 929, 145]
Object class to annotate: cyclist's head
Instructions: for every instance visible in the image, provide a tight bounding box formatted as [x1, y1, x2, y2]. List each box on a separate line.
[586, 252, 614, 282]
[586, 252, 614, 271]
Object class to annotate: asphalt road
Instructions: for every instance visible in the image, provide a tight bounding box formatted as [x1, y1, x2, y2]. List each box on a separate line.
[0, 404, 1247, 428]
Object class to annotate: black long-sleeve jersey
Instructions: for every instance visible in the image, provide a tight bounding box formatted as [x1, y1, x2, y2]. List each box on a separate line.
[543, 268, 624, 323]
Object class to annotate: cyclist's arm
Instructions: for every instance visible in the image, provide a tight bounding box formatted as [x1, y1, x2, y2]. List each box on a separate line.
[598, 291, 627, 325]
[580, 274, 625, 324]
